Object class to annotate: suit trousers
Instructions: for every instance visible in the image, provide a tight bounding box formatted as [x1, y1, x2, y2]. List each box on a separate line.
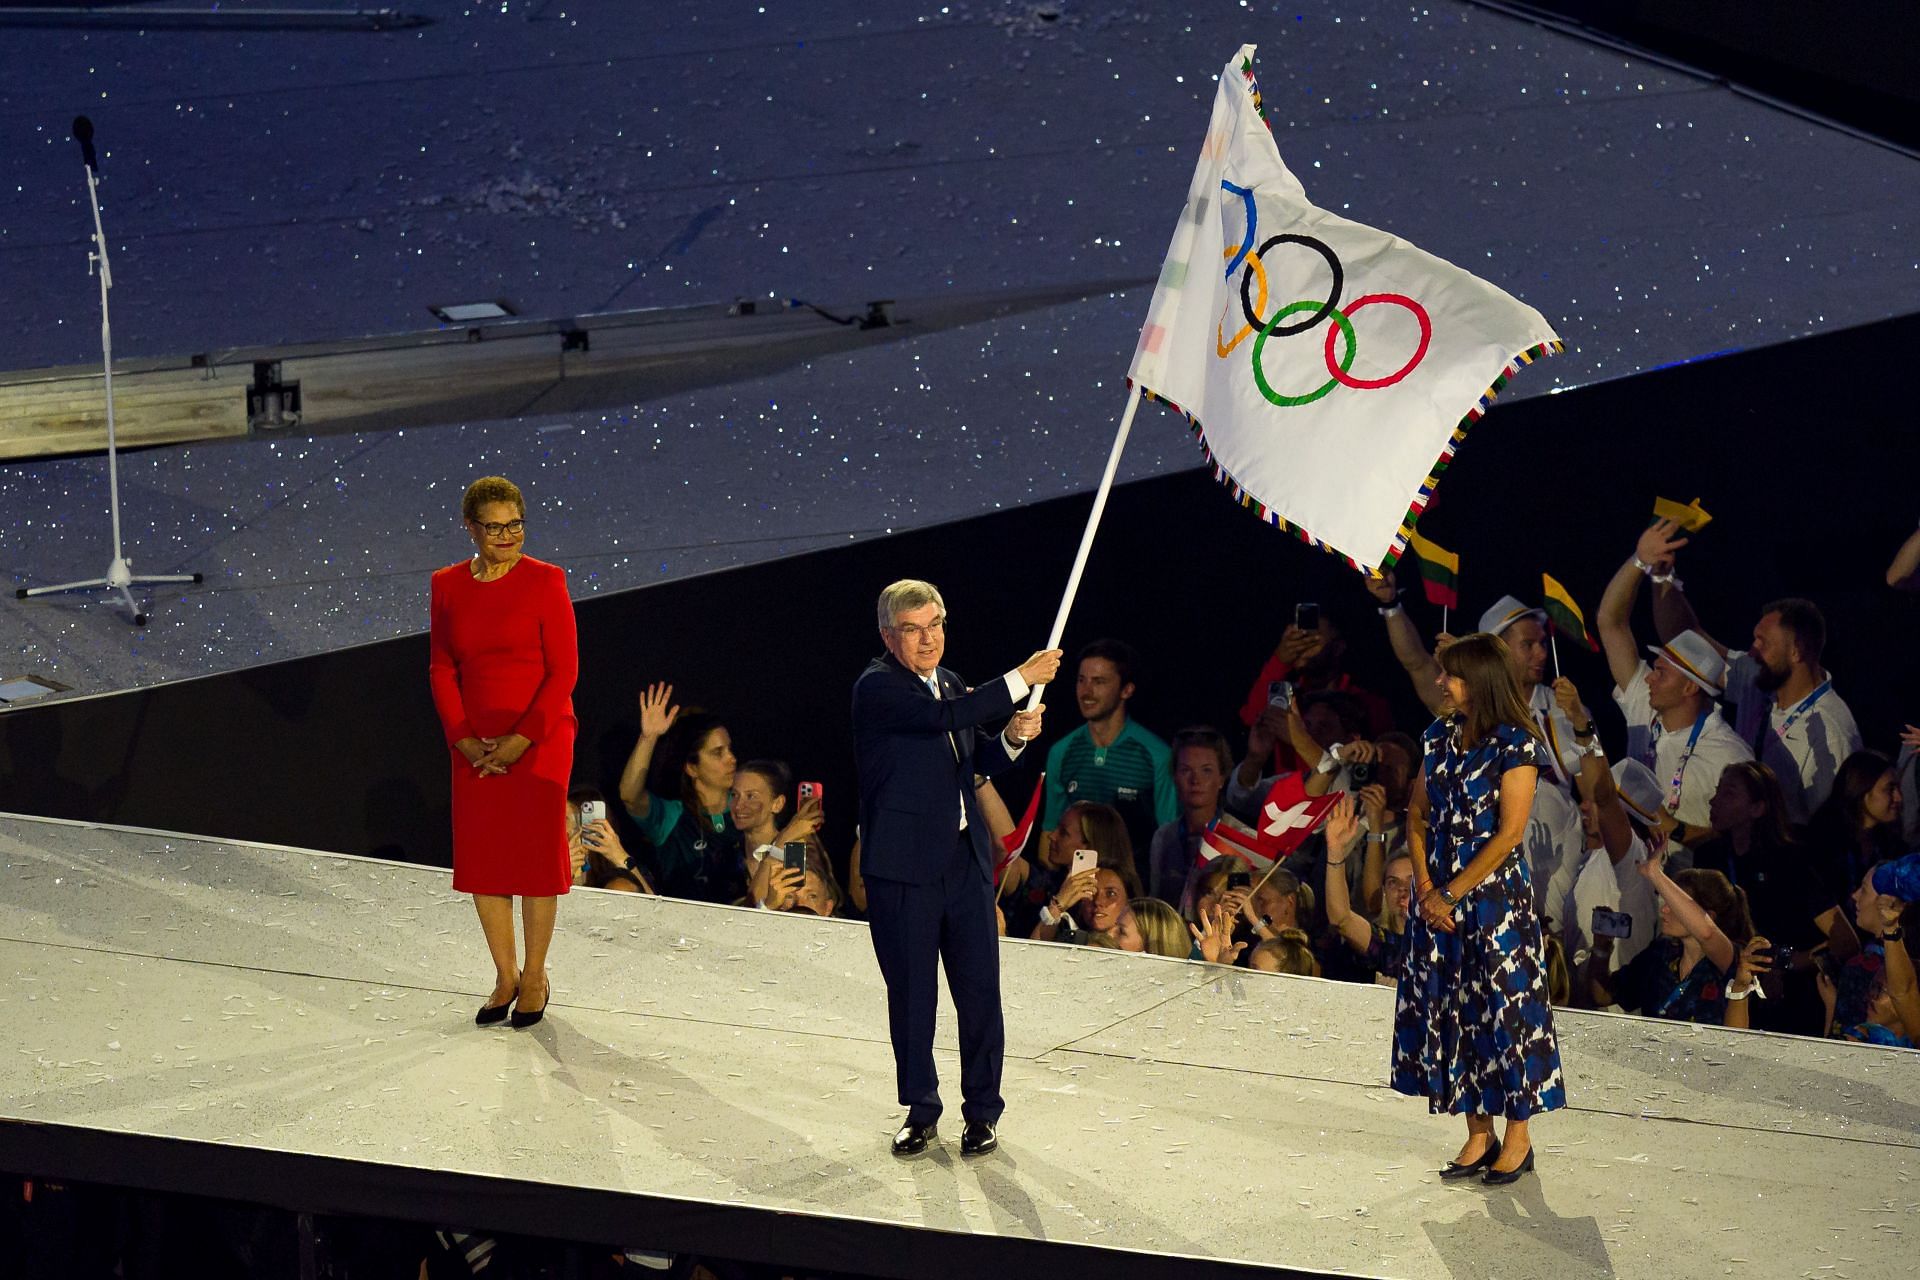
[864, 834, 1006, 1126]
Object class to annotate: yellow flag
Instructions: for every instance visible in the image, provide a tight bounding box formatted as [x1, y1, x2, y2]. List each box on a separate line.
[1652, 496, 1712, 532]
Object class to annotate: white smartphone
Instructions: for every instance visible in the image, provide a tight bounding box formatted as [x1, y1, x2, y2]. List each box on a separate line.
[578, 799, 606, 828]
[1070, 848, 1098, 878]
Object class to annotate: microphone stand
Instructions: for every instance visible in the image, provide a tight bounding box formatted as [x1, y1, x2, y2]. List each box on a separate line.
[15, 117, 201, 626]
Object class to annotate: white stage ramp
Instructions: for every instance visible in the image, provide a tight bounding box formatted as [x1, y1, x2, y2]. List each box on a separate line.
[2, 813, 1914, 1279]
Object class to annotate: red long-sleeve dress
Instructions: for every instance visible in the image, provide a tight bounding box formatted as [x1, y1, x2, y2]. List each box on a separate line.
[428, 555, 578, 896]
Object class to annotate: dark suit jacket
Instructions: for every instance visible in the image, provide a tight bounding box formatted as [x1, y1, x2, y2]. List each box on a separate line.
[852, 654, 1019, 886]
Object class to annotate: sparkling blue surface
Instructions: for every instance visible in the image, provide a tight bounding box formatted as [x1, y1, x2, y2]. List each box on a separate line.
[2, 1, 1916, 699]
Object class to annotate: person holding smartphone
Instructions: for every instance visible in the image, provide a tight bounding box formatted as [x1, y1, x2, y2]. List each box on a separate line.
[1394, 632, 1564, 1186]
[853, 578, 1058, 1159]
[567, 788, 650, 894]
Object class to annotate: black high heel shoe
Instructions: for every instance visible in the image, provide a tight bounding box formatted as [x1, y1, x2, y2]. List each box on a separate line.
[509, 979, 549, 1029]
[1482, 1147, 1535, 1186]
[475, 985, 518, 1026]
[1439, 1137, 1500, 1180]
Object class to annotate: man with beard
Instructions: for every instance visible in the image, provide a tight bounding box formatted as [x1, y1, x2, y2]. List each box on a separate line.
[1038, 638, 1176, 875]
[1653, 578, 1860, 824]
[1597, 519, 1753, 842]
[1363, 573, 1587, 910]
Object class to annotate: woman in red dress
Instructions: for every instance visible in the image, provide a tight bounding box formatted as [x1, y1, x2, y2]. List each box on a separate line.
[429, 476, 578, 1028]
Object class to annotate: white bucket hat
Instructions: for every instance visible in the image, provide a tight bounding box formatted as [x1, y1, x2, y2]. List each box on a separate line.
[1646, 628, 1725, 696]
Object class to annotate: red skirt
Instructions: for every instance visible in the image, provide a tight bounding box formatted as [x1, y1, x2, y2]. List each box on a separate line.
[449, 727, 574, 896]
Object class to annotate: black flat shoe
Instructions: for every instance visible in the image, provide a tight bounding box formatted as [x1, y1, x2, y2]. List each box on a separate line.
[891, 1120, 938, 1156]
[1439, 1137, 1500, 1180]
[509, 981, 548, 1029]
[960, 1120, 998, 1156]
[1482, 1148, 1535, 1185]
[475, 986, 518, 1026]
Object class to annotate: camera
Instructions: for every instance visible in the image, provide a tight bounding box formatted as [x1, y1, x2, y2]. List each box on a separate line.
[1227, 867, 1252, 891]
[1348, 759, 1375, 787]
[1267, 680, 1295, 712]
[1294, 601, 1321, 631]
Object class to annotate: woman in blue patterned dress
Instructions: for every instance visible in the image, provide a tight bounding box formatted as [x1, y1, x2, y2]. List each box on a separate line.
[1394, 632, 1566, 1185]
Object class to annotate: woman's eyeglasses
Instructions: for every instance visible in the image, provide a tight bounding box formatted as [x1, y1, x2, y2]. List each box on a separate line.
[474, 519, 526, 538]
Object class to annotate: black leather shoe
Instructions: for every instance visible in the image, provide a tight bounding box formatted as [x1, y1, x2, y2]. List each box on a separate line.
[1482, 1147, 1535, 1186]
[475, 986, 517, 1026]
[509, 980, 548, 1029]
[960, 1120, 998, 1156]
[1439, 1137, 1499, 1180]
[891, 1120, 938, 1156]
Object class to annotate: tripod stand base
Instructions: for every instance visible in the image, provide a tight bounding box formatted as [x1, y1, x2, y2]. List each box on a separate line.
[17, 569, 204, 625]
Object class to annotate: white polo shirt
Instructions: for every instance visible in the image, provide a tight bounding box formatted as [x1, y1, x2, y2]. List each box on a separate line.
[1613, 661, 1753, 828]
[1724, 652, 1861, 824]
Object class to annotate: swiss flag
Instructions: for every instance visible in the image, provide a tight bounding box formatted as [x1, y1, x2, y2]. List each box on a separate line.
[1199, 773, 1340, 874]
[994, 773, 1045, 887]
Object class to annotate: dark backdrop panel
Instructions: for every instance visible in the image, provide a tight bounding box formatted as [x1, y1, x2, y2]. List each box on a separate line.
[1519, 1, 1920, 148]
[3, 312, 1916, 867]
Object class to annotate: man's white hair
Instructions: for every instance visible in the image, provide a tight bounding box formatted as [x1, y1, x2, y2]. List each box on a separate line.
[877, 579, 945, 630]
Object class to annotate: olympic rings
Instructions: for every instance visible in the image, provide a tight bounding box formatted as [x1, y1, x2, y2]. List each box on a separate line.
[1252, 300, 1357, 407]
[1210, 209, 1434, 407]
[1326, 294, 1431, 390]
[1239, 234, 1343, 337]
[1216, 244, 1267, 356]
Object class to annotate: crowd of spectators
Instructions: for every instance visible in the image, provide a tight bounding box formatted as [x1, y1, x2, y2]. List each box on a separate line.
[568, 513, 1920, 1052]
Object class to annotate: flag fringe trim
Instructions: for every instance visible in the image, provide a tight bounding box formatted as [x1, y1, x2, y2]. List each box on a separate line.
[1135, 339, 1562, 571]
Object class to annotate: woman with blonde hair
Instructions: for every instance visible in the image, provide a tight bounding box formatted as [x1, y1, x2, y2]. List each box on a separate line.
[1127, 896, 1194, 959]
[1393, 632, 1565, 1185]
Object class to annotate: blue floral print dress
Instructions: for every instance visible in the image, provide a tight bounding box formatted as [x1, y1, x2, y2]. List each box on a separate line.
[1392, 718, 1567, 1119]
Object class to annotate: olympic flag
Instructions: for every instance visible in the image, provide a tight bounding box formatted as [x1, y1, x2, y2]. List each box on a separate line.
[1128, 46, 1563, 572]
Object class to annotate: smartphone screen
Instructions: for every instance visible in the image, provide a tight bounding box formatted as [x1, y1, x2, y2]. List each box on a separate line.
[1591, 906, 1633, 939]
[1295, 602, 1321, 631]
[1268, 680, 1295, 711]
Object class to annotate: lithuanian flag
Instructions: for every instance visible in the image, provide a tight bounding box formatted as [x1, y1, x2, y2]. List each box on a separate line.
[1652, 496, 1712, 532]
[1406, 529, 1460, 609]
[1541, 573, 1600, 651]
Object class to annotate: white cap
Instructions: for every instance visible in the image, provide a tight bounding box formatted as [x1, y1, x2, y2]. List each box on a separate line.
[1611, 759, 1666, 825]
[1478, 595, 1547, 636]
[1646, 629, 1725, 696]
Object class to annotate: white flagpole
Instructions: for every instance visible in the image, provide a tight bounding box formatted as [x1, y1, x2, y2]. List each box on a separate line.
[1022, 382, 1144, 711]
[1550, 632, 1562, 680]
[1441, 605, 1449, 636]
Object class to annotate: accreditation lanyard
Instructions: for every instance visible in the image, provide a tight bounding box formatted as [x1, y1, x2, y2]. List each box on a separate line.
[1656, 711, 1709, 811]
[1758, 680, 1832, 752]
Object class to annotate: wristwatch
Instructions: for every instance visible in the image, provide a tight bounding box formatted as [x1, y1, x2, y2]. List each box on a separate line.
[1438, 885, 1458, 908]
[1885, 926, 1907, 943]
[1377, 602, 1404, 618]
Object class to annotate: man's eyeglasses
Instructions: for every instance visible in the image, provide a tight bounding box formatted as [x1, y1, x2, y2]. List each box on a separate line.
[474, 519, 526, 538]
[891, 619, 947, 641]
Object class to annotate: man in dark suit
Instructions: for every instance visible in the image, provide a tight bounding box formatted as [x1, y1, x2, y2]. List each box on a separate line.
[853, 578, 1060, 1157]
